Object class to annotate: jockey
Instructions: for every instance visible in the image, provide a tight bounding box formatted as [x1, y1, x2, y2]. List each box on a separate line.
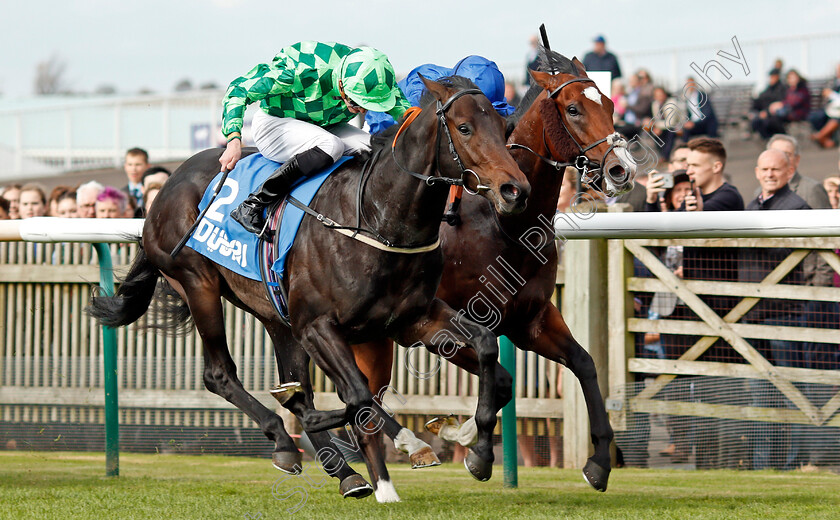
[220, 41, 409, 237]
[364, 55, 515, 224]
[365, 55, 515, 134]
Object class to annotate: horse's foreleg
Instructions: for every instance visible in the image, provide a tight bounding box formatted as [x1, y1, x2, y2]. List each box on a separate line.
[185, 287, 301, 474]
[397, 299, 511, 482]
[298, 318, 440, 471]
[509, 303, 612, 492]
[265, 323, 372, 499]
[353, 339, 400, 503]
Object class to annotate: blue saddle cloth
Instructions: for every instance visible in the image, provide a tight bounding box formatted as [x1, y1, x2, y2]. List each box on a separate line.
[186, 153, 349, 280]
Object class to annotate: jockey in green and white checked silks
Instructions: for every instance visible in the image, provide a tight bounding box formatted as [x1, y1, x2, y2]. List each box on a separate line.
[219, 41, 410, 237]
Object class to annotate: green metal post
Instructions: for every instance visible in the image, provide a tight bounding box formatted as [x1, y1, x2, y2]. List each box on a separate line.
[500, 336, 518, 488]
[93, 243, 119, 477]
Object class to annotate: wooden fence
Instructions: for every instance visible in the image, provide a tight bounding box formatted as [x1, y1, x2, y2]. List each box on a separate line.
[607, 237, 840, 431]
[0, 241, 564, 439]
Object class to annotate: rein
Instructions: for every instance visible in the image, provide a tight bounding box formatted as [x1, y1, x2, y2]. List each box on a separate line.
[288, 87, 487, 254]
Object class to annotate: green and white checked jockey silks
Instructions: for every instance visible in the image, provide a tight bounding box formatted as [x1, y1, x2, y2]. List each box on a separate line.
[221, 41, 408, 138]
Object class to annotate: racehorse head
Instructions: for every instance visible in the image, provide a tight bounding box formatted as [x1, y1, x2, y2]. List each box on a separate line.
[527, 50, 636, 198]
[418, 75, 530, 215]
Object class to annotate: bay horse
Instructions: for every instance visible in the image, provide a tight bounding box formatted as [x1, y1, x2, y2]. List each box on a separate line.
[349, 51, 635, 500]
[89, 76, 529, 498]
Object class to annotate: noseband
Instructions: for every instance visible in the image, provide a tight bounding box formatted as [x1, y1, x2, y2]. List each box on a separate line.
[392, 88, 489, 195]
[509, 77, 627, 189]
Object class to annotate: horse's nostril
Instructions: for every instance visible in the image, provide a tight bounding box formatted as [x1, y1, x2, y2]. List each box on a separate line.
[500, 183, 529, 204]
[502, 184, 519, 200]
[608, 165, 628, 183]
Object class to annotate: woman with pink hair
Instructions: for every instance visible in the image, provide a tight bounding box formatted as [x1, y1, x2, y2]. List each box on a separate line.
[95, 187, 128, 219]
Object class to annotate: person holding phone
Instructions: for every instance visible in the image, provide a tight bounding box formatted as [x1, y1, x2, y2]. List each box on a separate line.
[645, 170, 692, 212]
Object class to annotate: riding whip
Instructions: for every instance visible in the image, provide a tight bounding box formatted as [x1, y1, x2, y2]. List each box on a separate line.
[170, 168, 231, 258]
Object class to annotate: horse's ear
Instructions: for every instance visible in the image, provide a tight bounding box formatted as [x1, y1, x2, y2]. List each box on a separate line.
[571, 57, 589, 78]
[528, 69, 553, 90]
[418, 73, 448, 102]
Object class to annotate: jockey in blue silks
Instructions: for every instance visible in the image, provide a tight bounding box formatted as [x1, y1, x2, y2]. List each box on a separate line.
[365, 55, 515, 134]
[365, 56, 515, 225]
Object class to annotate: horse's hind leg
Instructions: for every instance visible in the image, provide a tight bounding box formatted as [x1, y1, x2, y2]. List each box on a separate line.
[509, 303, 613, 492]
[396, 299, 511, 482]
[264, 322, 373, 500]
[182, 281, 301, 473]
[296, 317, 440, 471]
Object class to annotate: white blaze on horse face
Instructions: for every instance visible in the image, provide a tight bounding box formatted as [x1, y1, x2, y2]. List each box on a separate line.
[583, 86, 603, 106]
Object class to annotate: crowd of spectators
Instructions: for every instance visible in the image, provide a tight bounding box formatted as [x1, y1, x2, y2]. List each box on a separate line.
[0, 147, 170, 221]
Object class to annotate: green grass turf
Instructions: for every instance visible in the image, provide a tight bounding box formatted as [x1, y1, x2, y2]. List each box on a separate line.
[0, 451, 838, 519]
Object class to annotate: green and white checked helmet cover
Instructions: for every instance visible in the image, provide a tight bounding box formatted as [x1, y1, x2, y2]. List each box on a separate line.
[335, 47, 399, 112]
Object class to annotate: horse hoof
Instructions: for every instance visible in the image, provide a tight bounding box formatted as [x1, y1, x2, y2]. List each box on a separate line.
[464, 449, 492, 481]
[340, 474, 373, 499]
[270, 381, 304, 405]
[582, 459, 610, 492]
[424, 415, 457, 436]
[409, 446, 441, 469]
[272, 450, 302, 475]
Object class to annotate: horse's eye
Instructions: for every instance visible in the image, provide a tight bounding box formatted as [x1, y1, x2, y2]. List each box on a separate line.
[458, 124, 471, 135]
[567, 105, 579, 116]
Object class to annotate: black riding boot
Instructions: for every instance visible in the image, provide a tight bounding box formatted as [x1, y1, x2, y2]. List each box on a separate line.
[231, 147, 333, 237]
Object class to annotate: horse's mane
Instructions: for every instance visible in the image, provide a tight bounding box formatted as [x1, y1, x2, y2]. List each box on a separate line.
[506, 46, 583, 129]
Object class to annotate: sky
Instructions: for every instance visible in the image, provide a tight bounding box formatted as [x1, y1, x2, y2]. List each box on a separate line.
[1, 0, 839, 99]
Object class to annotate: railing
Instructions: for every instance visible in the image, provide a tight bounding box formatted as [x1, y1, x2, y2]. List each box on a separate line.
[0, 219, 564, 465]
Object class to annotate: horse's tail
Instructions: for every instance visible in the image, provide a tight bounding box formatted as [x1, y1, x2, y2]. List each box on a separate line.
[88, 247, 159, 327]
[88, 246, 192, 333]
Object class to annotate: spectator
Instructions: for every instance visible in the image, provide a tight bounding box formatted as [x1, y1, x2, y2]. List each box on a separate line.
[823, 176, 840, 209]
[669, 143, 691, 171]
[144, 182, 163, 215]
[808, 63, 840, 149]
[95, 187, 128, 219]
[752, 69, 811, 139]
[123, 147, 149, 210]
[766, 134, 831, 210]
[582, 35, 621, 80]
[682, 77, 719, 139]
[55, 190, 78, 218]
[76, 181, 104, 218]
[47, 185, 72, 217]
[18, 184, 48, 219]
[646, 86, 685, 159]
[611, 78, 628, 124]
[750, 68, 786, 131]
[626, 69, 654, 125]
[1, 184, 22, 219]
[142, 166, 171, 194]
[682, 138, 743, 212]
[504, 81, 521, 109]
[0, 197, 10, 220]
[524, 34, 540, 86]
[645, 170, 691, 212]
[137, 166, 171, 217]
[753, 68, 786, 113]
[741, 148, 809, 470]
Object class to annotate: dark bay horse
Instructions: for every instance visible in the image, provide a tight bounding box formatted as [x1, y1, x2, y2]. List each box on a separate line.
[350, 52, 635, 501]
[89, 76, 529, 498]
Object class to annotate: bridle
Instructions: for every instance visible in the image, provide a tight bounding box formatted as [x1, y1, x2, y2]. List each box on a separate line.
[391, 87, 490, 196]
[508, 77, 627, 190]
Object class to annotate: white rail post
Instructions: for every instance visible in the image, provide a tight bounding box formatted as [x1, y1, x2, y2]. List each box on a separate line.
[562, 236, 609, 469]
